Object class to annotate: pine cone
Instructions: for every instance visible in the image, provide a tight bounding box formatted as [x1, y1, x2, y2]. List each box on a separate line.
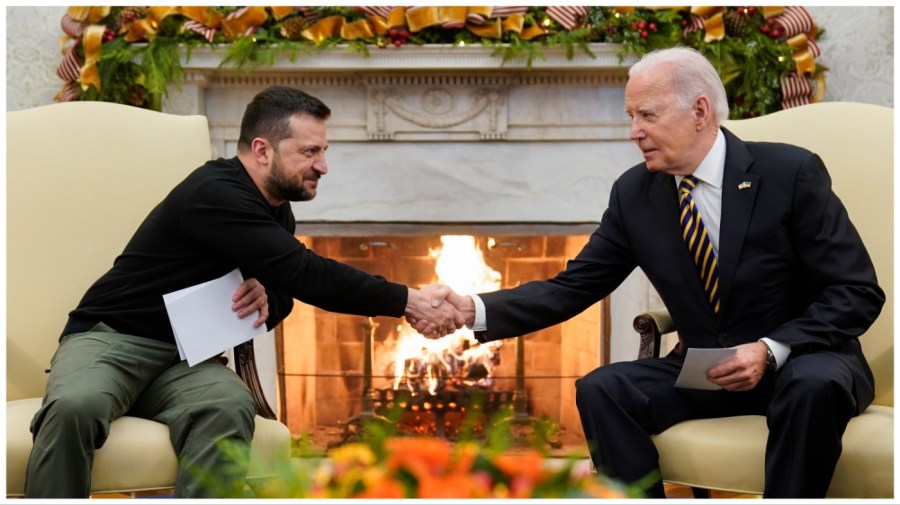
[117, 6, 148, 24]
[724, 10, 747, 37]
[280, 16, 310, 40]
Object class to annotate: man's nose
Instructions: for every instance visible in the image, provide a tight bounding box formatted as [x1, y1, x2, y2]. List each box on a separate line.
[630, 120, 645, 141]
[314, 155, 328, 175]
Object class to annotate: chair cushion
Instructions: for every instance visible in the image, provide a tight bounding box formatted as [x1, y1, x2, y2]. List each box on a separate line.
[651, 405, 893, 497]
[7, 398, 291, 496]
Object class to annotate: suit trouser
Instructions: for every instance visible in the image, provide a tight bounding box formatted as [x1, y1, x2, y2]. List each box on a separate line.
[24, 323, 256, 498]
[575, 350, 858, 498]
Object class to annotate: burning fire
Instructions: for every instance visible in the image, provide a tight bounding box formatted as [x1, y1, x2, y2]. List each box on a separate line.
[390, 236, 503, 396]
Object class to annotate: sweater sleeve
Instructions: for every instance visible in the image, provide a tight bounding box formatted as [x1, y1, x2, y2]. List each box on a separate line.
[180, 176, 407, 319]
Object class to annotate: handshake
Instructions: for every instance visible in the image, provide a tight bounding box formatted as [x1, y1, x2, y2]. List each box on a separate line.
[404, 284, 475, 338]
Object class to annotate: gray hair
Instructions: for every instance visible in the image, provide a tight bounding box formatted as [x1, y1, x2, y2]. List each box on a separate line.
[629, 47, 729, 122]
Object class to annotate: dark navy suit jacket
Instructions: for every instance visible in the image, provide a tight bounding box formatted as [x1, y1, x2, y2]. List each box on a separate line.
[476, 128, 884, 412]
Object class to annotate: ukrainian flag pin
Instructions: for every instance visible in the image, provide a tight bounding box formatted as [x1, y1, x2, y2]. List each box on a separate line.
[738, 181, 752, 190]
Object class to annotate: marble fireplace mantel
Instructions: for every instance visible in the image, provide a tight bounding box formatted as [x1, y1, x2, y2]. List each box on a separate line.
[163, 43, 654, 364]
[163, 42, 644, 224]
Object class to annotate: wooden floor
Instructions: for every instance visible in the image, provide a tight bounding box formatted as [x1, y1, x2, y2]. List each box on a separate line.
[664, 482, 761, 499]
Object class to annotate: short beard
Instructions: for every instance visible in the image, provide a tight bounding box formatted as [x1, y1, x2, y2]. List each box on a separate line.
[266, 152, 314, 202]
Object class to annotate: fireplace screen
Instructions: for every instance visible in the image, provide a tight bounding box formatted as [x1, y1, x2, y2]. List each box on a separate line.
[276, 231, 608, 449]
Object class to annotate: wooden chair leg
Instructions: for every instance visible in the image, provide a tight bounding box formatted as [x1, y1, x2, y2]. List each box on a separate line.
[691, 487, 710, 498]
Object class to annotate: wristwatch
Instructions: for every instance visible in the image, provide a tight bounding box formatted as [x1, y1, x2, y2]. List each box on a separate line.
[761, 340, 777, 373]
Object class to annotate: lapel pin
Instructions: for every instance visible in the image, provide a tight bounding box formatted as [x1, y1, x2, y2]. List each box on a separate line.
[738, 181, 752, 190]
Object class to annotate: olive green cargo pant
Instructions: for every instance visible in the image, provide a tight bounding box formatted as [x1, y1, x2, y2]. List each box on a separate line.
[24, 323, 255, 498]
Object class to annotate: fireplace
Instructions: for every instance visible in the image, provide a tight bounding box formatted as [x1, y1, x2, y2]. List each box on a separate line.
[276, 230, 607, 446]
[163, 43, 658, 447]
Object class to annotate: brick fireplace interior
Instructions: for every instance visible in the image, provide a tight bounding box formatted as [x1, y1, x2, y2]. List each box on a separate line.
[277, 228, 609, 448]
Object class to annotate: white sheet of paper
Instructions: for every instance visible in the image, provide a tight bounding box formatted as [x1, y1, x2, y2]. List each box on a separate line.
[163, 268, 263, 367]
[674, 347, 738, 390]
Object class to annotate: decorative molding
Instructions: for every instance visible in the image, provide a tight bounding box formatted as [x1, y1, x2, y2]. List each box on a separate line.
[368, 87, 507, 140]
[180, 43, 632, 72]
[177, 44, 632, 143]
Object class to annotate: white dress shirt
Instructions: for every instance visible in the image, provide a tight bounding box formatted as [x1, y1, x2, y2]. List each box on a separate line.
[470, 128, 790, 369]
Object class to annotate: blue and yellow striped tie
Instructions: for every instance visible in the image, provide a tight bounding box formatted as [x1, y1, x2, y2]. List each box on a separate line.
[679, 175, 720, 314]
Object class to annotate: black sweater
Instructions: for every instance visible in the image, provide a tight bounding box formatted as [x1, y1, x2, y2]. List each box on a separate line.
[64, 157, 407, 343]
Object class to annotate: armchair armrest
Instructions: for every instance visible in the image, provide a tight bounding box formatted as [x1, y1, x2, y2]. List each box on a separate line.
[234, 341, 277, 420]
[633, 310, 675, 360]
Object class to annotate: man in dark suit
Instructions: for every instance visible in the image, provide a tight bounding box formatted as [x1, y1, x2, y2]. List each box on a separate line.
[431, 48, 884, 498]
[25, 86, 464, 498]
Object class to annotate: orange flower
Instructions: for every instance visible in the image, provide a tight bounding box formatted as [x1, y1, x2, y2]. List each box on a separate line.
[385, 437, 452, 479]
[492, 449, 546, 483]
[354, 477, 406, 498]
[417, 472, 490, 498]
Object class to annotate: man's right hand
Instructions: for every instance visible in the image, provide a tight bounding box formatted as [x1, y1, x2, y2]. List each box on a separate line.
[404, 284, 465, 338]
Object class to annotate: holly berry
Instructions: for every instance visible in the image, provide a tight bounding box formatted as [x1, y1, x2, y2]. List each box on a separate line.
[640, 30, 648, 38]
[648, 22, 656, 31]
[638, 20, 647, 30]
[747, 6, 756, 16]
[102, 27, 116, 42]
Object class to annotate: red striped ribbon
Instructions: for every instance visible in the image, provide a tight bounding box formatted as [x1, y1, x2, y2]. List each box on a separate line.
[545, 5, 588, 30]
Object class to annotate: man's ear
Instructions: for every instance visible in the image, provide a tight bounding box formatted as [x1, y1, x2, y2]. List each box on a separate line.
[251, 138, 272, 165]
[693, 95, 713, 130]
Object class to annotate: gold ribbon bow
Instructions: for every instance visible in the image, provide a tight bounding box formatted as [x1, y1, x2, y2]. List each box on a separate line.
[786, 33, 816, 75]
[79, 24, 105, 91]
[180, 6, 225, 28]
[64, 7, 110, 91]
[301, 6, 543, 43]
[690, 6, 726, 43]
[122, 7, 179, 42]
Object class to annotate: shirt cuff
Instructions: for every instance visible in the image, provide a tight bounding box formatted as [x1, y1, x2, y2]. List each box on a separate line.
[760, 337, 791, 370]
[469, 294, 487, 332]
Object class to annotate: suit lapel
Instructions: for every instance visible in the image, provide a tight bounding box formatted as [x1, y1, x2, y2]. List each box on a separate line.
[717, 129, 760, 318]
[648, 171, 713, 313]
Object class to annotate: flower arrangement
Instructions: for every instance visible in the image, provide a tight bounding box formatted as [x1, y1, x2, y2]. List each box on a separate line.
[56, 6, 825, 119]
[197, 404, 640, 499]
[247, 420, 634, 499]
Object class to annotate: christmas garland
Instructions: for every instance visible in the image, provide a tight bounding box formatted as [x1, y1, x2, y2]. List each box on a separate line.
[56, 6, 825, 119]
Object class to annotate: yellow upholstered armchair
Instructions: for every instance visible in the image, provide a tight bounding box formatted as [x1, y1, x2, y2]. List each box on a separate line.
[633, 102, 893, 498]
[6, 102, 291, 496]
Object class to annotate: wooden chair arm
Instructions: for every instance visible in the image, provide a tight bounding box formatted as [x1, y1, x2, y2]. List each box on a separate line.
[633, 310, 675, 360]
[234, 340, 277, 420]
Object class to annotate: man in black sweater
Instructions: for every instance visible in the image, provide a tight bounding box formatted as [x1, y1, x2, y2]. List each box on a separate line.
[25, 86, 463, 498]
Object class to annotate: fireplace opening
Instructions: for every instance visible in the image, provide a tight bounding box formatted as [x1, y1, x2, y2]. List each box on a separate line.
[276, 226, 609, 451]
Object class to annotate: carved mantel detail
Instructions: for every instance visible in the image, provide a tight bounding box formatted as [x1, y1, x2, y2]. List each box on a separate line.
[369, 86, 507, 140]
[166, 43, 635, 149]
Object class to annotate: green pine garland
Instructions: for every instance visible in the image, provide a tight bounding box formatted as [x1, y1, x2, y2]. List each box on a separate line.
[64, 6, 823, 119]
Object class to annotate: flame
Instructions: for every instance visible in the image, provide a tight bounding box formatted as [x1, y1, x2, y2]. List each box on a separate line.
[391, 236, 503, 395]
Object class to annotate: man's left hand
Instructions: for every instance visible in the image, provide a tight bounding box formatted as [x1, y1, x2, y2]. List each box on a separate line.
[232, 277, 269, 328]
[706, 341, 768, 391]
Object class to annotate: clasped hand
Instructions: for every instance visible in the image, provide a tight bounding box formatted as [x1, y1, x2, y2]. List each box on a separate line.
[404, 284, 468, 338]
